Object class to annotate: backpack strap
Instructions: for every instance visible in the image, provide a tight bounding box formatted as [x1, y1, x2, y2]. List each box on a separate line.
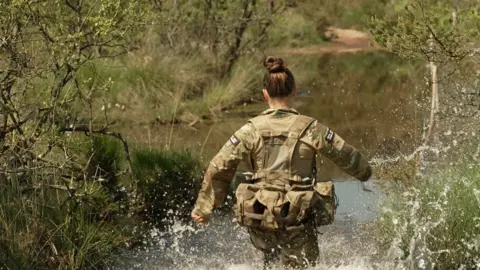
[286, 115, 316, 174]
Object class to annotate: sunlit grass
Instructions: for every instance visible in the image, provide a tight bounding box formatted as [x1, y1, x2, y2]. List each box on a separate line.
[376, 165, 480, 269]
[0, 173, 130, 269]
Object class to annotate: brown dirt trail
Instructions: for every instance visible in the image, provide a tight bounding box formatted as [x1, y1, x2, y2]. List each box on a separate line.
[267, 27, 382, 55]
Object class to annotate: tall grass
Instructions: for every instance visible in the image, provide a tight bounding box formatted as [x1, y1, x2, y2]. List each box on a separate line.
[376, 165, 480, 269]
[87, 135, 125, 189]
[79, 49, 262, 127]
[132, 148, 202, 227]
[184, 56, 264, 117]
[0, 134, 138, 269]
[0, 172, 130, 269]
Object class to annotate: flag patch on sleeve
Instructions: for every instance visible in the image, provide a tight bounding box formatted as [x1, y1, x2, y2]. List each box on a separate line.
[230, 135, 240, 146]
[325, 129, 335, 144]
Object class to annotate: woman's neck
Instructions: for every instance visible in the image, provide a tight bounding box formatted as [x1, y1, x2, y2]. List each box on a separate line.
[268, 98, 291, 110]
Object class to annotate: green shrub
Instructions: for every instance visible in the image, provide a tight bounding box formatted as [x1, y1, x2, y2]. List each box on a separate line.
[377, 165, 480, 269]
[132, 149, 202, 226]
[268, 12, 326, 48]
[87, 135, 124, 188]
[0, 172, 130, 269]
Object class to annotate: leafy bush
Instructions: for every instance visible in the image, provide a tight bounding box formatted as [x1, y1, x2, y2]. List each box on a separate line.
[133, 149, 202, 227]
[0, 172, 130, 269]
[377, 165, 480, 269]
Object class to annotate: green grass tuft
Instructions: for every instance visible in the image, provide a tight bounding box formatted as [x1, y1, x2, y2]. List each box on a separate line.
[132, 148, 202, 227]
[86, 135, 125, 189]
[376, 165, 480, 269]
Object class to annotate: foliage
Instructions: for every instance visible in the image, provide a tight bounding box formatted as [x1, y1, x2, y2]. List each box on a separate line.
[184, 56, 264, 117]
[291, 0, 390, 30]
[87, 135, 125, 190]
[264, 0, 391, 48]
[0, 0, 147, 175]
[370, 0, 480, 68]
[0, 171, 131, 270]
[152, 0, 282, 76]
[133, 149, 202, 227]
[376, 165, 480, 269]
[0, 1, 146, 268]
[267, 11, 327, 48]
[88, 49, 265, 125]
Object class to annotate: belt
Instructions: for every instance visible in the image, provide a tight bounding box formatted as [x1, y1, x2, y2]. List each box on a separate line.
[250, 171, 312, 186]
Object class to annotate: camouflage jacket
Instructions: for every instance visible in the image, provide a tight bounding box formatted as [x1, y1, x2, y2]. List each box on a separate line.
[193, 108, 372, 219]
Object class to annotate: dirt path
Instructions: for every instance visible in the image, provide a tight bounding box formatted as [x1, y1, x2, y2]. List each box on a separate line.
[268, 27, 382, 55]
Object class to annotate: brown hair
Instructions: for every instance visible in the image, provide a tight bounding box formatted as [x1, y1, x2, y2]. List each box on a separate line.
[263, 56, 295, 98]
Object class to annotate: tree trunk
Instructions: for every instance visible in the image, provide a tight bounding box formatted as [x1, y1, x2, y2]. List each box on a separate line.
[425, 60, 439, 145]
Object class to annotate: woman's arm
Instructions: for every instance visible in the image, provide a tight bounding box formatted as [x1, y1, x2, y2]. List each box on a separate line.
[307, 121, 372, 181]
[192, 123, 258, 222]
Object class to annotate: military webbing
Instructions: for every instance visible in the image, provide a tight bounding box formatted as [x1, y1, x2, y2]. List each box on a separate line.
[248, 113, 315, 185]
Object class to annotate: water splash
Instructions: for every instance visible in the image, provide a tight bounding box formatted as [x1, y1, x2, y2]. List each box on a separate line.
[382, 172, 480, 269]
[115, 217, 395, 270]
[114, 159, 480, 270]
[369, 145, 449, 167]
[114, 181, 392, 270]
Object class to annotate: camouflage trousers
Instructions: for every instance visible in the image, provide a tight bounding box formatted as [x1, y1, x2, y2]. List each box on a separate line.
[248, 224, 319, 269]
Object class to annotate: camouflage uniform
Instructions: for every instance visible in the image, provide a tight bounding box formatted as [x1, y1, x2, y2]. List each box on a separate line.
[193, 108, 371, 269]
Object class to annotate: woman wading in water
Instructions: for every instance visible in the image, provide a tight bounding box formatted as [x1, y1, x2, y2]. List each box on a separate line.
[192, 56, 372, 269]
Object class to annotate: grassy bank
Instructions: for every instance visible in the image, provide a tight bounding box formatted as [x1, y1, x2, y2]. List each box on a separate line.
[376, 165, 480, 269]
[0, 135, 203, 269]
[0, 171, 130, 269]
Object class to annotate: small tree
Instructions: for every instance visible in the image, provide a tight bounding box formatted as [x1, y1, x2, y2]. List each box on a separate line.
[153, 0, 282, 76]
[370, 0, 480, 144]
[0, 0, 147, 180]
[0, 2, 150, 267]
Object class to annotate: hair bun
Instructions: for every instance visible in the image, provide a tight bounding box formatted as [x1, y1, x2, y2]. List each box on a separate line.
[263, 56, 285, 73]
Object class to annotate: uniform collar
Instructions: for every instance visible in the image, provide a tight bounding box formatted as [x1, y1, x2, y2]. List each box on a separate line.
[259, 108, 299, 115]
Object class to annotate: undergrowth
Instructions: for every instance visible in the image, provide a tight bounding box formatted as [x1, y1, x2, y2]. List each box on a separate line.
[0, 172, 130, 269]
[132, 148, 202, 227]
[376, 165, 480, 269]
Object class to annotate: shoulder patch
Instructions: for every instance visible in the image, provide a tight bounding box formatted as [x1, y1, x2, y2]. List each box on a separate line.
[325, 129, 335, 144]
[230, 135, 240, 146]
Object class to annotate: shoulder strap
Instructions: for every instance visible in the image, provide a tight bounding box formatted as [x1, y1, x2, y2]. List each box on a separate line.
[249, 114, 315, 136]
[288, 115, 315, 135]
[248, 114, 270, 134]
[287, 115, 315, 173]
